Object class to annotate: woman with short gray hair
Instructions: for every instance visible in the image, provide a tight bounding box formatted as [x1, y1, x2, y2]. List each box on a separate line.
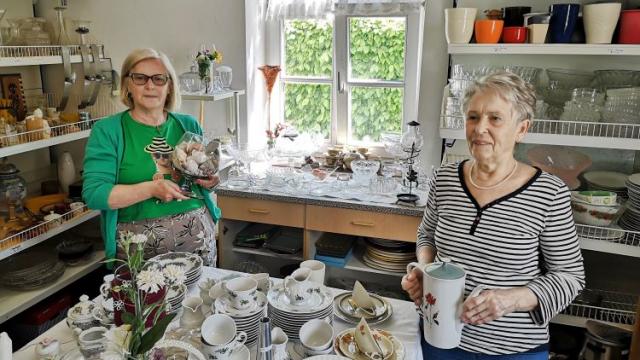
[402, 72, 584, 358]
[83, 48, 221, 266]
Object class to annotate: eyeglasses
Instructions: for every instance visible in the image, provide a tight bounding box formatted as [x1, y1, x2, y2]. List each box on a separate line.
[152, 153, 171, 160]
[128, 73, 170, 86]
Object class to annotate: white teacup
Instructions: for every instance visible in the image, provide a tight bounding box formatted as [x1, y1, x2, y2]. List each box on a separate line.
[223, 277, 258, 310]
[299, 319, 333, 351]
[284, 268, 314, 305]
[445, 8, 477, 44]
[300, 260, 325, 285]
[249, 273, 273, 293]
[202, 314, 247, 360]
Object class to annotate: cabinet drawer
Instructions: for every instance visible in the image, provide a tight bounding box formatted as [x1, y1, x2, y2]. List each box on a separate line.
[218, 196, 305, 228]
[306, 205, 421, 242]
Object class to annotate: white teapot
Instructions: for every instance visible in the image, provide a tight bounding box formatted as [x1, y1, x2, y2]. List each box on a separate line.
[407, 258, 485, 349]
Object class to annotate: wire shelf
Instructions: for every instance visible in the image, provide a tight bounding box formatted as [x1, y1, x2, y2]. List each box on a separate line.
[562, 289, 638, 325]
[576, 224, 640, 247]
[0, 205, 92, 253]
[0, 45, 104, 58]
[0, 117, 99, 147]
[441, 115, 640, 140]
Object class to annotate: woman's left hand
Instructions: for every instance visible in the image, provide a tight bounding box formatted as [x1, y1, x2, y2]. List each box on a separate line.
[196, 175, 220, 190]
[461, 289, 517, 325]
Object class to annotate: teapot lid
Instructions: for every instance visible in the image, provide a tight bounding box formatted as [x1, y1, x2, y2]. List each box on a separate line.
[426, 258, 465, 280]
[67, 295, 95, 320]
[0, 159, 19, 177]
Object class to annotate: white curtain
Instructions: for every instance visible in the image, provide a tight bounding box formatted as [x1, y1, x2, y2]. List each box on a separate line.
[334, 0, 424, 16]
[266, 0, 335, 19]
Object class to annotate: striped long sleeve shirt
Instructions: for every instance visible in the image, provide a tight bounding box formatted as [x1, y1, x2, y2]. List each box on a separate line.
[417, 161, 585, 355]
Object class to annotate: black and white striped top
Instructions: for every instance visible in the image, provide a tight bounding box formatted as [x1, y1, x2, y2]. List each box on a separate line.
[417, 161, 585, 355]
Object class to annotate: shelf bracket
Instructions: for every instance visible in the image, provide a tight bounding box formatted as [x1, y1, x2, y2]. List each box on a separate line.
[58, 46, 76, 112]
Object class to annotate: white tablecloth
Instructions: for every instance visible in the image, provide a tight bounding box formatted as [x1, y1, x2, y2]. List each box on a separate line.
[14, 267, 422, 360]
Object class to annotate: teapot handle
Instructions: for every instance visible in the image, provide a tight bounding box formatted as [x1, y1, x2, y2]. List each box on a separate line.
[406, 261, 427, 275]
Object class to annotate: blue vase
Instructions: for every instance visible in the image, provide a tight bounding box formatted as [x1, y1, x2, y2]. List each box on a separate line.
[549, 3, 580, 43]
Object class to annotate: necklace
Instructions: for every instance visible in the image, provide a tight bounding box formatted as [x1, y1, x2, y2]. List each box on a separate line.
[469, 160, 518, 190]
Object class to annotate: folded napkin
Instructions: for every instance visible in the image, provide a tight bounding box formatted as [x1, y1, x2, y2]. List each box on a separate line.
[0, 332, 12, 360]
[352, 280, 375, 310]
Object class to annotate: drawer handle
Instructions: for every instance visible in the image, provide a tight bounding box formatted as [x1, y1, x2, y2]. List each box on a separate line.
[351, 220, 375, 227]
[248, 208, 270, 214]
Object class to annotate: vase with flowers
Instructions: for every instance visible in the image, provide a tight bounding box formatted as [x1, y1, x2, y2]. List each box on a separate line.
[266, 123, 287, 150]
[258, 65, 281, 130]
[196, 46, 223, 94]
[106, 232, 181, 359]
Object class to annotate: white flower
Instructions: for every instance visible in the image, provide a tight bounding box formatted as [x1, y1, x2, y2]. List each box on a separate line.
[105, 324, 131, 352]
[137, 269, 166, 294]
[196, 54, 206, 61]
[163, 264, 186, 285]
[130, 234, 148, 244]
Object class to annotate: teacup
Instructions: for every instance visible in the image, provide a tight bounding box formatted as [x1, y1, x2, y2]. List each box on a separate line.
[249, 273, 273, 293]
[299, 319, 333, 351]
[78, 327, 108, 359]
[300, 260, 325, 285]
[223, 277, 258, 310]
[202, 314, 247, 360]
[284, 268, 315, 305]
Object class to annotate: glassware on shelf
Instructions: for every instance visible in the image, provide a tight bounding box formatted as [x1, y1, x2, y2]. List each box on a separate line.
[179, 65, 203, 94]
[19, 18, 51, 45]
[6, 19, 23, 45]
[216, 66, 233, 89]
[73, 20, 91, 45]
[53, 6, 72, 45]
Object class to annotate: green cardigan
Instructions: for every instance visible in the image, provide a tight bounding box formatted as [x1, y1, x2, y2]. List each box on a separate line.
[82, 111, 222, 260]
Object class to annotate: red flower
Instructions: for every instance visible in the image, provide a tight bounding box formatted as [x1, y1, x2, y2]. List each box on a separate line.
[425, 293, 436, 306]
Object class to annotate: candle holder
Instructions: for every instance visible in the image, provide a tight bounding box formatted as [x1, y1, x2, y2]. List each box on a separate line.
[397, 121, 423, 204]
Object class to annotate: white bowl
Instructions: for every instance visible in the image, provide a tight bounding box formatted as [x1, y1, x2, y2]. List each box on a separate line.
[571, 200, 621, 227]
[299, 319, 334, 351]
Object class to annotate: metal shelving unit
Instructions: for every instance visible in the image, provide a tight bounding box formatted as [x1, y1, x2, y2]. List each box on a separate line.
[0, 250, 105, 324]
[0, 45, 104, 67]
[552, 289, 638, 330]
[448, 44, 640, 56]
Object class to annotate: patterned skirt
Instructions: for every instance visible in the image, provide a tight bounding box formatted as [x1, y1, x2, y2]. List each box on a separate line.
[116, 206, 217, 266]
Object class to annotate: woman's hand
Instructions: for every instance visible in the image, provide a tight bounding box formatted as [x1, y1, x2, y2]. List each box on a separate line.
[196, 175, 220, 190]
[401, 269, 423, 306]
[461, 287, 538, 325]
[150, 179, 189, 202]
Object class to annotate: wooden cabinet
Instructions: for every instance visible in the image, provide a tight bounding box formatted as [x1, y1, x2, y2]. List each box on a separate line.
[218, 196, 305, 228]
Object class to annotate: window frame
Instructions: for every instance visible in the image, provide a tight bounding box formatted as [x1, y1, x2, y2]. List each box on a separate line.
[265, 5, 423, 146]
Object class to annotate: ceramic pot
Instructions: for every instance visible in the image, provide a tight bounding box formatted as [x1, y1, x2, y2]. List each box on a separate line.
[618, 10, 640, 44]
[57, 151, 76, 194]
[502, 26, 527, 43]
[474, 19, 504, 43]
[444, 8, 477, 44]
[583, 2, 621, 44]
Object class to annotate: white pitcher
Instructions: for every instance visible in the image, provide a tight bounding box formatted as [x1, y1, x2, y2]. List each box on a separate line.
[180, 296, 205, 329]
[283, 268, 313, 305]
[406, 259, 485, 349]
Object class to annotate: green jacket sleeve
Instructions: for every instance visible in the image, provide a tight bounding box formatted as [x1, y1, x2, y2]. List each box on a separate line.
[82, 121, 118, 210]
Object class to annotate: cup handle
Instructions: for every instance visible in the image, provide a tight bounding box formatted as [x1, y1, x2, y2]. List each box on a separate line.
[406, 261, 426, 276]
[232, 331, 247, 350]
[99, 283, 110, 298]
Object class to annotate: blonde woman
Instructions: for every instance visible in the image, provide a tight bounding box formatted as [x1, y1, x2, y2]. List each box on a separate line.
[83, 48, 220, 265]
[402, 72, 584, 358]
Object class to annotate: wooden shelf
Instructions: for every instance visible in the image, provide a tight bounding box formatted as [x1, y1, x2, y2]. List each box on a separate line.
[448, 44, 640, 56]
[0, 250, 105, 324]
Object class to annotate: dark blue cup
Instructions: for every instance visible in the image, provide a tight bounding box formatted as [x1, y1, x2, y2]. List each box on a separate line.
[549, 3, 580, 43]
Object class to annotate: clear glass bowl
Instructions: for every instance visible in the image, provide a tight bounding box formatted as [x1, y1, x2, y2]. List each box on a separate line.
[594, 70, 640, 90]
[546, 68, 595, 89]
[351, 160, 380, 185]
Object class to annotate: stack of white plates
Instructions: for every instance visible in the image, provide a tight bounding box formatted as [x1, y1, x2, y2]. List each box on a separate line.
[621, 174, 640, 231]
[583, 171, 628, 199]
[333, 328, 405, 360]
[166, 283, 187, 314]
[333, 292, 392, 325]
[267, 284, 333, 340]
[150, 252, 203, 287]
[0, 251, 66, 290]
[214, 291, 267, 345]
[362, 239, 416, 273]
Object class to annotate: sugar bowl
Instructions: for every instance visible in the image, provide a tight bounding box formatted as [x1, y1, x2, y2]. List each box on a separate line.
[66, 295, 99, 335]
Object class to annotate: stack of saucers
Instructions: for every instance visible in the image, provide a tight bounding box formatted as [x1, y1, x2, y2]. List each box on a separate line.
[362, 238, 416, 273]
[165, 283, 187, 315]
[0, 250, 66, 290]
[333, 291, 392, 325]
[620, 174, 640, 231]
[214, 291, 267, 345]
[149, 252, 203, 287]
[267, 284, 334, 340]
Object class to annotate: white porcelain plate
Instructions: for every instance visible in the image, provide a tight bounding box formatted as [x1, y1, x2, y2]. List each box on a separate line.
[215, 291, 267, 318]
[268, 284, 333, 313]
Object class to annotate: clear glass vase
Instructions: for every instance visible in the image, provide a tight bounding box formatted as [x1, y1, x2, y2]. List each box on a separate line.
[179, 65, 202, 94]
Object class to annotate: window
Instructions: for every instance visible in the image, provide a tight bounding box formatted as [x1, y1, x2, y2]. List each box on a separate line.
[268, 5, 423, 145]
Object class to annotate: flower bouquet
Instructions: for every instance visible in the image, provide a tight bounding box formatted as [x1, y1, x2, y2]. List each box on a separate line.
[106, 232, 184, 359]
[196, 46, 223, 93]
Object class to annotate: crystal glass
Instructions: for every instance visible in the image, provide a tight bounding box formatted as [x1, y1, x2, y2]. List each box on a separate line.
[5, 19, 22, 45]
[217, 66, 232, 89]
[19, 18, 50, 45]
[54, 6, 71, 45]
[351, 160, 380, 185]
[179, 65, 202, 93]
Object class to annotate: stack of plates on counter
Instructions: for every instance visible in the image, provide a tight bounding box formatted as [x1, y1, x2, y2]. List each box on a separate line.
[267, 284, 334, 340]
[214, 291, 267, 345]
[149, 252, 203, 287]
[621, 174, 640, 232]
[166, 283, 187, 315]
[362, 239, 416, 273]
[333, 291, 392, 325]
[584, 171, 628, 199]
[0, 250, 66, 290]
[333, 327, 405, 360]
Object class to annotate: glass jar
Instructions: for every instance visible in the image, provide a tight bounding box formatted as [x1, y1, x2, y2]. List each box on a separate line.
[179, 65, 202, 94]
[0, 160, 27, 214]
[19, 18, 51, 46]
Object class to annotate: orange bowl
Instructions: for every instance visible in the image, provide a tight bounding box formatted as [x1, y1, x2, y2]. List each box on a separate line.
[475, 19, 504, 43]
[526, 145, 591, 190]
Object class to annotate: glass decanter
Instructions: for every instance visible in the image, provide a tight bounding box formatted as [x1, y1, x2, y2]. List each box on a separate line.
[54, 6, 72, 45]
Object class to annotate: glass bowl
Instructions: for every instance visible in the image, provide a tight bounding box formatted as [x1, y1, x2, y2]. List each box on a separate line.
[351, 160, 380, 185]
[546, 68, 594, 89]
[594, 70, 640, 90]
[526, 145, 591, 190]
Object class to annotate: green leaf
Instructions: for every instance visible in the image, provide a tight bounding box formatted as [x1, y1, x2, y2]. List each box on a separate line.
[138, 312, 177, 354]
